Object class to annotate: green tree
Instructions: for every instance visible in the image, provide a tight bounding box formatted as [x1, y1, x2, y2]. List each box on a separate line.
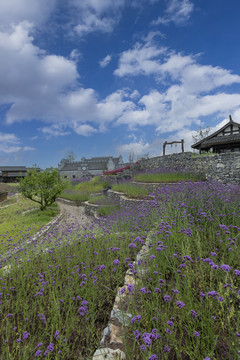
[19, 168, 69, 211]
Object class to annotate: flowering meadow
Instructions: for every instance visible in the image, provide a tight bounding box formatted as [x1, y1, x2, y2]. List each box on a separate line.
[0, 180, 239, 359]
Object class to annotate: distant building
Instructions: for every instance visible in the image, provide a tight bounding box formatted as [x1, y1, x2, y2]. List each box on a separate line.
[58, 155, 124, 179]
[0, 166, 27, 183]
[191, 115, 240, 154]
[0, 166, 41, 183]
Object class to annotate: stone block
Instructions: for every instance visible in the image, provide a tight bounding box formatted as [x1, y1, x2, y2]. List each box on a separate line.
[92, 348, 126, 360]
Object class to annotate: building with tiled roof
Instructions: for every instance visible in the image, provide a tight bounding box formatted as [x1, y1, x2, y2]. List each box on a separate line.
[191, 115, 240, 154]
[58, 155, 123, 179]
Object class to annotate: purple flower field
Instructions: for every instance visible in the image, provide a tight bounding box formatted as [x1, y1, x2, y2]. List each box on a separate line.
[0, 181, 240, 359]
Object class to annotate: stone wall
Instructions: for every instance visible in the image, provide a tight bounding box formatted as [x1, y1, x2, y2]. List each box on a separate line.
[127, 152, 240, 184]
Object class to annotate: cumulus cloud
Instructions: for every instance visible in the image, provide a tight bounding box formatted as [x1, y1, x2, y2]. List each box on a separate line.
[99, 54, 112, 68]
[0, 0, 56, 30]
[0, 23, 137, 137]
[72, 124, 98, 136]
[0, 132, 35, 153]
[152, 0, 194, 26]
[114, 35, 240, 134]
[116, 138, 150, 158]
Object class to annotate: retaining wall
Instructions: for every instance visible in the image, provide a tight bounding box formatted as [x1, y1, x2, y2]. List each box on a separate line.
[127, 152, 240, 184]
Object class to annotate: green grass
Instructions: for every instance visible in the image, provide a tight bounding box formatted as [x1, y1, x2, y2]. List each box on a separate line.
[97, 204, 120, 217]
[133, 172, 206, 183]
[111, 183, 149, 199]
[60, 177, 110, 205]
[0, 195, 59, 254]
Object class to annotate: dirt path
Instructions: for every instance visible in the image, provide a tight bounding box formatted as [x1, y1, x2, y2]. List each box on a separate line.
[57, 201, 96, 228]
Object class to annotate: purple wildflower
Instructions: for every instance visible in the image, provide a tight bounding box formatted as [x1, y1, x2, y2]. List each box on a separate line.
[207, 291, 219, 298]
[54, 330, 60, 340]
[127, 284, 134, 292]
[220, 264, 231, 272]
[35, 350, 42, 357]
[148, 355, 157, 360]
[113, 259, 120, 266]
[120, 288, 125, 295]
[128, 243, 137, 248]
[38, 314, 46, 325]
[23, 331, 30, 340]
[194, 331, 200, 338]
[163, 345, 170, 353]
[191, 310, 197, 318]
[176, 301, 185, 308]
[163, 295, 172, 302]
[140, 344, 146, 352]
[47, 343, 54, 352]
[134, 329, 141, 340]
[234, 269, 240, 277]
[131, 315, 142, 324]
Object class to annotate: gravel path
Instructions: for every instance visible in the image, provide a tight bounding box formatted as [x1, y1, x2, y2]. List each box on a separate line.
[56, 201, 96, 230]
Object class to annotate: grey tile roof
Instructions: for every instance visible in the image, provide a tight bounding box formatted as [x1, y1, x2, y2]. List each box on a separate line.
[0, 166, 26, 171]
[200, 134, 240, 148]
[192, 118, 240, 149]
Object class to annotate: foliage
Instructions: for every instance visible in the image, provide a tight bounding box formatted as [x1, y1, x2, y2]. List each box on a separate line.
[0, 195, 59, 253]
[133, 171, 206, 183]
[19, 168, 69, 211]
[112, 183, 149, 198]
[60, 176, 111, 205]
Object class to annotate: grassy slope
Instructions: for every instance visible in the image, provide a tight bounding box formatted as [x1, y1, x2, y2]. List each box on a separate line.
[0, 195, 59, 254]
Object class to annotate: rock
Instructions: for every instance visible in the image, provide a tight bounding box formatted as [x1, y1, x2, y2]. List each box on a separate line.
[110, 309, 132, 325]
[100, 326, 110, 347]
[92, 348, 126, 359]
[109, 324, 123, 344]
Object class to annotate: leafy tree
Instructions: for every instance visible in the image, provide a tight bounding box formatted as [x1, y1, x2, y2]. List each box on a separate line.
[19, 168, 69, 211]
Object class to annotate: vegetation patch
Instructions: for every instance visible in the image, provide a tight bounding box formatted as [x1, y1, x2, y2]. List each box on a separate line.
[60, 177, 110, 205]
[0, 195, 59, 254]
[0, 181, 239, 359]
[112, 183, 149, 199]
[133, 171, 205, 183]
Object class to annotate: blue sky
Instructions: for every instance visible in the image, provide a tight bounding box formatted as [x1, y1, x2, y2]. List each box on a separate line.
[1, 0, 240, 168]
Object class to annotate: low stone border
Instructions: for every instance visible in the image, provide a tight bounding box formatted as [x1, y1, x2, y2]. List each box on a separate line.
[0, 209, 65, 266]
[92, 229, 154, 360]
[56, 197, 78, 206]
[84, 200, 99, 217]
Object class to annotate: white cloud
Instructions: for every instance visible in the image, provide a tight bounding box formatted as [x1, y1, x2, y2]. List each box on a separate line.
[72, 0, 125, 36]
[117, 138, 150, 157]
[0, 0, 56, 30]
[114, 35, 240, 134]
[152, 0, 194, 26]
[114, 42, 167, 77]
[0, 132, 35, 153]
[40, 125, 71, 139]
[72, 124, 98, 136]
[0, 23, 137, 136]
[99, 54, 112, 68]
